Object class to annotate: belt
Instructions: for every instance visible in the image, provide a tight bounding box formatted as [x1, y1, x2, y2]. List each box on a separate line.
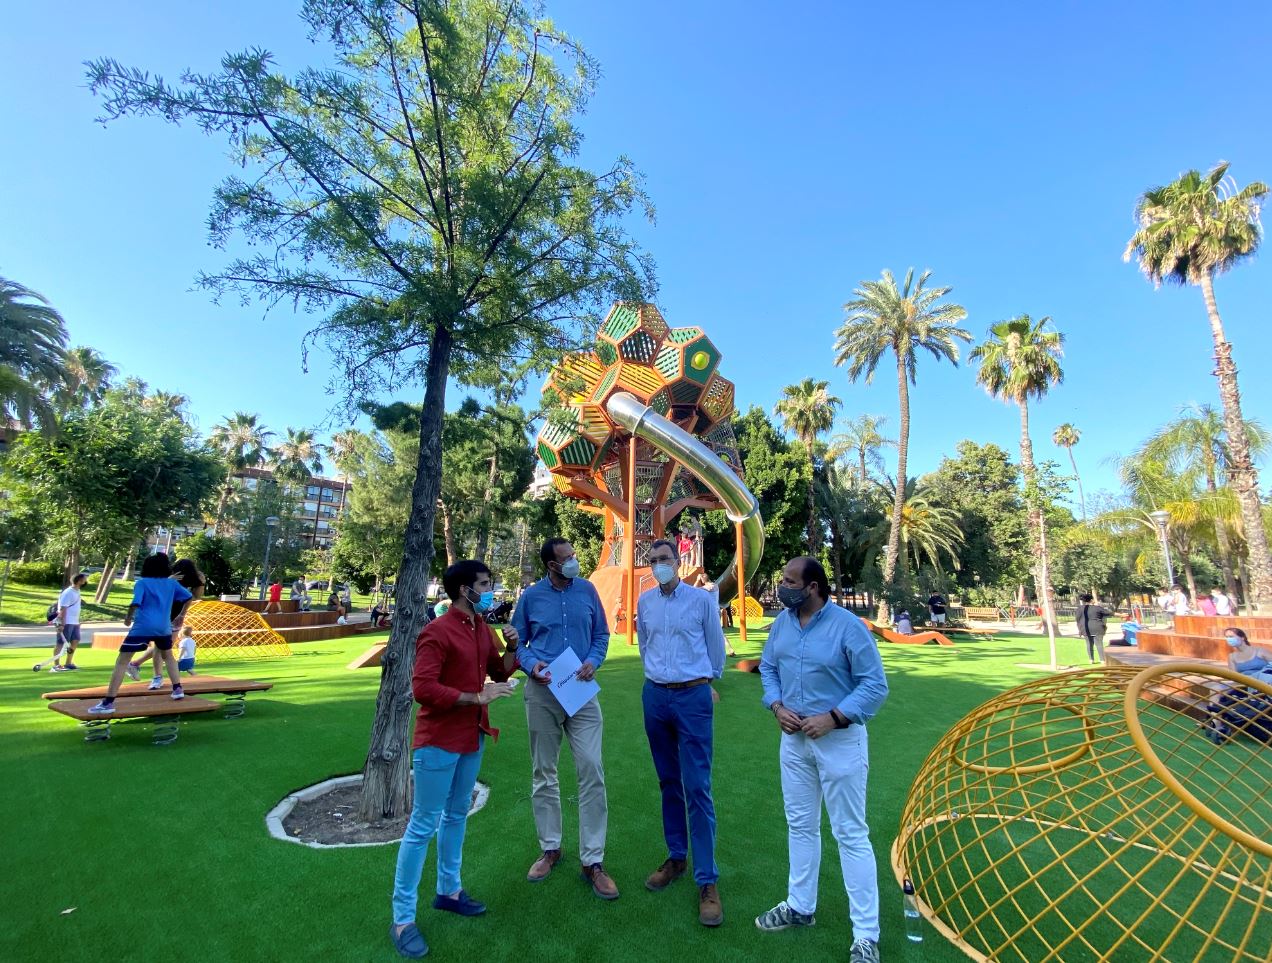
[648, 677, 710, 690]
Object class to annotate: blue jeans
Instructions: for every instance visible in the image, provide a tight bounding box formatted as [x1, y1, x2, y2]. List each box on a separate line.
[391, 738, 484, 925]
[642, 681, 717, 884]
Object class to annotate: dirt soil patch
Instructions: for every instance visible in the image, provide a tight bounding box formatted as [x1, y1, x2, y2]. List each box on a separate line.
[282, 782, 485, 846]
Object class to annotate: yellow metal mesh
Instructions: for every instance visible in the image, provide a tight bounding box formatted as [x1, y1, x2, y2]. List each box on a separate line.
[893, 664, 1271, 962]
[730, 595, 762, 619]
[184, 601, 292, 662]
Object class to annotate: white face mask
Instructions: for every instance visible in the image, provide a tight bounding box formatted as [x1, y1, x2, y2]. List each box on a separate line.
[557, 557, 580, 579]
[651, 562, 677, 586]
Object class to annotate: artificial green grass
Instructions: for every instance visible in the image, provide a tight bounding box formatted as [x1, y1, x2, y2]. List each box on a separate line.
[0, 579, 137, 626]
[1, 626, 1117, 962]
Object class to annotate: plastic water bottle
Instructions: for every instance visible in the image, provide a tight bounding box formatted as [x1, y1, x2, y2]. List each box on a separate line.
[903, 878, 923, 943]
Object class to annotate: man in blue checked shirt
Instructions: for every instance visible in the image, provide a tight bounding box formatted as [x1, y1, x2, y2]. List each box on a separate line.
[636, 538, 727, 928]
[511, 537, 617, 900]
[755, 556, 889, 963]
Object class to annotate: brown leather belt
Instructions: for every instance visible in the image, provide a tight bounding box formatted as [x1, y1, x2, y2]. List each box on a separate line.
[649, 677, 710, 690]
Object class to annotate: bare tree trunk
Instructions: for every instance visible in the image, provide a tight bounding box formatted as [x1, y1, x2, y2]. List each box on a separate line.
[439, 499, 458, 567]
[212, 481, 233, 536]
[359, 324, 452, 821]
[121, 545, 138, 580]
[1066, 447, 1086, 520]
[805, 441, 819, 552]
[1203, 467, 1241, 604]
[1200, 271, 1272, 609]
[1181, 551, 1198, 605]
[880, 353, 909, 622]
[94, 558, 117, 604]
[474, 449, 500, 563]
[1019, 399, 1059, 635]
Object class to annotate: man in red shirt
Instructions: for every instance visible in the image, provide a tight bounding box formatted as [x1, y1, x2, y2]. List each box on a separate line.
[390, 560, 519, 960]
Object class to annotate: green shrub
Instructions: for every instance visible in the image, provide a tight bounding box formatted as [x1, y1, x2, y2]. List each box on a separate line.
[5, 561, 64, 587]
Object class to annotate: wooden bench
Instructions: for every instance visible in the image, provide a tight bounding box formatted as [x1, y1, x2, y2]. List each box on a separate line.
[862, 618, 955, 646]
[43, 675, 273, 719]
[961, 606, 1003, 622]
[48, 695, 220, 744]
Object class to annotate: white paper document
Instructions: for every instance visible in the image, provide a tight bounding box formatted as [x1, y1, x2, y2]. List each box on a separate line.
[545, 647, 600, 717]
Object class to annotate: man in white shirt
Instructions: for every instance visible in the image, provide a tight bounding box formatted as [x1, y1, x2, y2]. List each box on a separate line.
[54, 573, 89, 672]
[1169, 586, 1191, 617]
[1211, 586, 1233, 617]
[637, 538, 727, 927]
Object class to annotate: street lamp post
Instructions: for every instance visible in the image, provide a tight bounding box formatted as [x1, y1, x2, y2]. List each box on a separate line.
[259, 515, 281, 599]
[1149, 509, 1175, 587]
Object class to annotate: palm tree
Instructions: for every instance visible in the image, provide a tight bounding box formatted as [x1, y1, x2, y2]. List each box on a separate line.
[271, 427, 326, 488]
[971, 314, 1064, 648]
[774, 378, 842, 550]
[1052, 423, 1085, 520]
[209, 412, 273, 534]
[1142, 404, 1269, 606]
[833, 268, 970, 618]
[1124, 162, 1272, 607]
[831, 414, 895, 486]
[0, 276, 68, 429]
[873, 477, 965, 574]
[144, 391, 189, 417]
[56, 346, 116, 412]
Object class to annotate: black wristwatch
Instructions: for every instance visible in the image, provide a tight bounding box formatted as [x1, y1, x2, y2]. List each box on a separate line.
[832, 709, 852, 729]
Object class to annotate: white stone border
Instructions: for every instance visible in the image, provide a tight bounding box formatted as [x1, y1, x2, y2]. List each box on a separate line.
[266, 773, 490, 849]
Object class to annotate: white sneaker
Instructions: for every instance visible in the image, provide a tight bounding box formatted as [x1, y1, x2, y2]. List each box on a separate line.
[125, 664, 141, 682]
[147, 677, 164, 691]
[170, 685, 185, 701]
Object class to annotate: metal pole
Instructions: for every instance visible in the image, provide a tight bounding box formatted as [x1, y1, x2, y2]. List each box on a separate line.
[1160, 529, 1176, 587]
[259, 537, 273, 601]
[735, 520, 747, 645]
[626, 438, 637, 646]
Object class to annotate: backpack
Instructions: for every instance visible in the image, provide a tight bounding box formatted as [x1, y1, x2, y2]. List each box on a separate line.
[46, 601, 59, 623]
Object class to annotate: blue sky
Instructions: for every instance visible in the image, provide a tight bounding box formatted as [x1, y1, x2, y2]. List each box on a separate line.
[3, 0, 1271, 508]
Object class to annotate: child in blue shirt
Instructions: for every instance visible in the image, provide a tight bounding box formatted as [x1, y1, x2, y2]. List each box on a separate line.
[90, 553, 192, 714]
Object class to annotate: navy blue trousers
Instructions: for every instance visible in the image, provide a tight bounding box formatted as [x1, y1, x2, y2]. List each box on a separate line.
[642, 680, 718, 884]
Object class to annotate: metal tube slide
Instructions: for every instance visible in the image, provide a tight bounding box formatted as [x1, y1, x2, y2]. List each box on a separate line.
[605, 391, 765, 605]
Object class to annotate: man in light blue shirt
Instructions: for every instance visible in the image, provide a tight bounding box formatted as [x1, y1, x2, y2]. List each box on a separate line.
[636, 538, 727, 927]
[511, 538, 616, 899]
[755, 556, 889, 963]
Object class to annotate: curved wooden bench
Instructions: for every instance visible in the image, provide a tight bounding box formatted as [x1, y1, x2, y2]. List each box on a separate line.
[43, 676, 273, 718]
[48, 695, 219, 744]
[861, 618, 955, 646]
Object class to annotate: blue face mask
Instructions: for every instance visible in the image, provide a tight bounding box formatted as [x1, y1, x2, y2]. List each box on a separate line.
[1226, 635, 1242, 648]
[470, 589, 495, 614]
[558, 558, 581, 579]
[652, 562, 677, 585]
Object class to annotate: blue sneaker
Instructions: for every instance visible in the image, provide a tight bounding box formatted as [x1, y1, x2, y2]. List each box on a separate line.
[432, 890, 486, 916]
[87, 701, 115, 715]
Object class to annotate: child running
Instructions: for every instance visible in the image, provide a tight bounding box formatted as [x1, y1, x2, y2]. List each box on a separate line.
[125, 558, 205, 687]
[89, 553, 192, 715]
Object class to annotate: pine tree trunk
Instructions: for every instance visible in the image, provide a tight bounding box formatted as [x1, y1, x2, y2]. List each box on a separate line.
[880, 352, 909, 622]
[1200, 271, 1272, 609]
[1019, 399, 1059, 635]
[358, 323, 452, 821]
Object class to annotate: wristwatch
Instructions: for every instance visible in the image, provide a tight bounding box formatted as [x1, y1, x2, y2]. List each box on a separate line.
[832, 709, 852, 729]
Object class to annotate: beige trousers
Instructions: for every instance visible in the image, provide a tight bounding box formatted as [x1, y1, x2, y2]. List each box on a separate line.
[524, 679, 608, 864]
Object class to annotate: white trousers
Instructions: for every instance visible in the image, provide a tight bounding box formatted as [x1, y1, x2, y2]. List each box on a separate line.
[779, 726, 879, 941]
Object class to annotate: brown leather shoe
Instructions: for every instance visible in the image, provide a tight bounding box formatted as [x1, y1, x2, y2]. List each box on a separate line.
[582, 862, 620, 900]
[699, 883, 723, 927]
[645, 857, 687, 891]
[527, 849, 561, 882]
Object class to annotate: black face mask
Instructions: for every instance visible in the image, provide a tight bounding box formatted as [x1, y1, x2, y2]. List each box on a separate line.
[777, 585, 808, 610]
